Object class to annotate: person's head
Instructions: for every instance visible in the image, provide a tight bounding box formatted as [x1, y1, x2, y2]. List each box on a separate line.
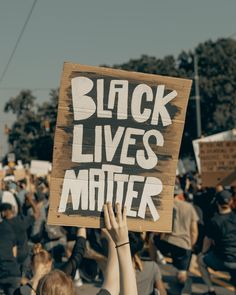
[37, 177, 49, 191]
[36, 270, 75, 295]
[129, 232, 144, 258]
[0, 203, 14, 219]
[129, 232, 145, 271]
[32, 244, 52, 275]
[173, 184, 184, 200]
[34, 191, 46, 203]
[17, 179, 27, 190]
[215, 190, 232, 210]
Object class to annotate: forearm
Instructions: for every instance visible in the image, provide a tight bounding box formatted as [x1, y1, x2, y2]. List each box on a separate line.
[13, 246, 17, 257]
[61, 229, 86, 277]
[102, 240, 119, 295]
[61, 236, 86, 277]
[155, 280, 167, 295]
[27, 194, 40, 219]
[103, 202, 137, 295]
[201, 236, 212, 253]
[71, 237, 86, 263]
[117, 244, 138, 295]
[190, 221, 198, 247]
[190, 231, 198, 247]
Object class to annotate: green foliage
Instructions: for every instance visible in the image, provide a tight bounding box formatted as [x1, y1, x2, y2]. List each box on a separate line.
[4, 38, 236, 161]
[4, 89, 58, 162]
[4, 90, 36, 117]
[115, 38, 236, 157]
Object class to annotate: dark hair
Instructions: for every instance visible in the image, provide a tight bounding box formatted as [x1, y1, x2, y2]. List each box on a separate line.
[216, 190, 232, 206]
[0, 203, 13, 212]
[18, 178, 27, 185]
[37, 177, 49, 188]
[128, 232, 144, 257]
[34, 192, 46, 202]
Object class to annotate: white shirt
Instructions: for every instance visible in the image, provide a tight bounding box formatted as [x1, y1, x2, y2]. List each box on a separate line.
[2, 191, 18, 215]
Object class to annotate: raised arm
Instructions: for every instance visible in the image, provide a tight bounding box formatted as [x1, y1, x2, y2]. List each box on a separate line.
[190, 220, 198, 247]
[103, 202, 138, 295]
[26, 192, 40, 220]
[61, 227, 86, 278]
[100, 229, 119, 295]
[201, 236, 213, 254]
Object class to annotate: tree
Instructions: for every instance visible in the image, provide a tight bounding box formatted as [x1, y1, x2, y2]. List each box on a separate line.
[4, 38, 236, 161]
[179, 38, 236, 133]
[4, 89, 58, 162]
[4, 90, 36, 117]
[113, 54, 179, 77]
[115, 38, 236, 157]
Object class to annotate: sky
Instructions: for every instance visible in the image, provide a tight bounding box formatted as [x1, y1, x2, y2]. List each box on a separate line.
[0, 0, 236, 157]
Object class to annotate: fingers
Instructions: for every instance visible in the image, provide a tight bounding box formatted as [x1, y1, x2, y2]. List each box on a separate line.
[107, 202, 117, 228]
[123, 206, 127, 224]
[104, 202, 127, 229]
[115, 203, 122, 224]
[103, 204, 111, 230]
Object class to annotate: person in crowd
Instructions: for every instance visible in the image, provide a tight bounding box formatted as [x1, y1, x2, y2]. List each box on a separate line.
[35, 177, 49, 201]
[97, 202, 138, 295]
[0, 212, 21, 295]
[36, 202, 138, 295]
[28, 189, 48, 243]
[16, 179, 29, 207]
[128, 232, 167, 295]
[0, 193, 40, 277]
[83, 234, 108, 279]
[198, 190, 236, 295]
[231, 186, 236, 210]
[14, 227, 86, 295]
[0, 179, 20, 215]
[153, 185, 199, 294]
[36, 269, 75, 295]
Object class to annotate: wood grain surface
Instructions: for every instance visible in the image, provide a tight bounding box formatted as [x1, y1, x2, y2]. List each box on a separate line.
[48, 63, 192, 232]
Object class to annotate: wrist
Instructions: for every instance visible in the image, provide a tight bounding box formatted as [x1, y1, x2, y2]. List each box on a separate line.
[115, 243, 132, 257]
[115, 241, 130, 248]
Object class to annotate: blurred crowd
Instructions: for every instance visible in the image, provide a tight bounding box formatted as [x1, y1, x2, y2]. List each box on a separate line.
[0, 164, 236, 295]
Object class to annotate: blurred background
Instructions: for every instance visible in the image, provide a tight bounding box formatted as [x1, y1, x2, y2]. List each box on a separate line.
[0, 0, 236, 166]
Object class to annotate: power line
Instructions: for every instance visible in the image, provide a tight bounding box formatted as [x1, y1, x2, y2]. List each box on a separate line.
[0, 0, 38, 85]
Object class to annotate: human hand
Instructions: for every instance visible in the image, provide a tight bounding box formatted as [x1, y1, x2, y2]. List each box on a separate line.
[103, 202, 129, 246]
[77, 227, 86, 239]
[25, 192, 34, 204]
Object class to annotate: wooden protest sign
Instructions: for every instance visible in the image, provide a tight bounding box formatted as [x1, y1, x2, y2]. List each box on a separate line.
[30, 160, 50, 176]
[200, 141, 236, 187]
[47, 63, 192, 232]
[193, 129, 236, 172]
[14, 169, 26, 181]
